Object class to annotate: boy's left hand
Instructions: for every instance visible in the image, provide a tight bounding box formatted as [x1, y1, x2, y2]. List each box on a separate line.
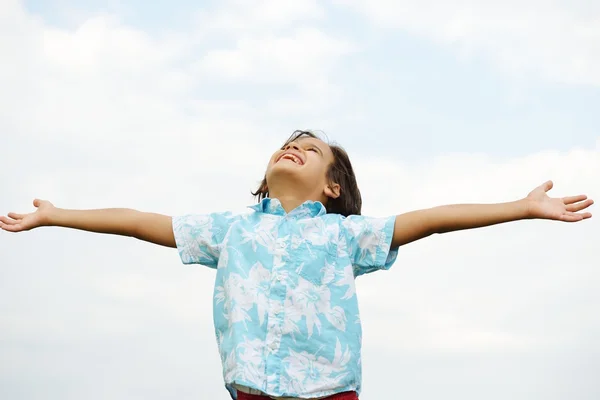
[526, 181, 593, 222]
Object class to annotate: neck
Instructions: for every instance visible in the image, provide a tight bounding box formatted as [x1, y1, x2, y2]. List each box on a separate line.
[268, 191, 325, 213]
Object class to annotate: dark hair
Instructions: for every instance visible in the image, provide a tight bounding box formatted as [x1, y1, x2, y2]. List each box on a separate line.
[252, 130, 362, 216]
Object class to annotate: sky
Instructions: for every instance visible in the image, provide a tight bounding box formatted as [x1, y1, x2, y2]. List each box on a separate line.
[1, 0, 599, 399]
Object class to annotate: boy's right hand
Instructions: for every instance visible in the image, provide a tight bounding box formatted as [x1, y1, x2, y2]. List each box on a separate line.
[0, 199, 55, 232]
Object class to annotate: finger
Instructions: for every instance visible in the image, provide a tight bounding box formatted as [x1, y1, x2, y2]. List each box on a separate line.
[563, 195, 587, 205]
[566, 199, 594, 212]
[542, 180, 553, 192]
[7, 212, 25, 220]
[0, 216, 19, 225]
[0, 221, 23, 232]
[559, 211, 592, 222]
[559, 212, 584, 222]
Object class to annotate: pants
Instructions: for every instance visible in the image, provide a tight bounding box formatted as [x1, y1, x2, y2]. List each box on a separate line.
[236, 391, 359, 400]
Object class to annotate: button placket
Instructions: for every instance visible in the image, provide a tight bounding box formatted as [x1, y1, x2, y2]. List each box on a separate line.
[264, 216, 290, 394]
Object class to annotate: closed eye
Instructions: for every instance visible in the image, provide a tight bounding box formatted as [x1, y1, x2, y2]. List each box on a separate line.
[309, 146, 324, 156]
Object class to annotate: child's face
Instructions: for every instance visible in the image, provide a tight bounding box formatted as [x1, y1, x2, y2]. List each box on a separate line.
[265, 136, 339, 200]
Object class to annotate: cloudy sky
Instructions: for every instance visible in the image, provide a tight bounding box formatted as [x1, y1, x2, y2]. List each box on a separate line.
[1, 0, 599, 399]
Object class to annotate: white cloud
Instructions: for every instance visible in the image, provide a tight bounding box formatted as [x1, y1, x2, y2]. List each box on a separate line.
[0, 1, 353, 152]
[196, 0, 324, 34]
[338, 0, 600, 86]
[1, 1, 599, 399]
[193, 2, 355, 115]
[196, 27, 355, 84]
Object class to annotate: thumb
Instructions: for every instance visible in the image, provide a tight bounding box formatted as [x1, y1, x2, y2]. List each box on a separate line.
[33, 198, 42, 208]
[541, 180, 553, 192]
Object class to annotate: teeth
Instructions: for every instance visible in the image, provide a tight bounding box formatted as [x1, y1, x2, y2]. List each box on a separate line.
[282, 154, 301, 164]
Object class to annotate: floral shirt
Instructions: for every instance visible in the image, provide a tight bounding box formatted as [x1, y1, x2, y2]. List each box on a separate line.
[172, 198, 397, 399]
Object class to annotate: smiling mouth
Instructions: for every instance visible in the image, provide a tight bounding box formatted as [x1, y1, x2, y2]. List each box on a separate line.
[278, 153, 304, 165]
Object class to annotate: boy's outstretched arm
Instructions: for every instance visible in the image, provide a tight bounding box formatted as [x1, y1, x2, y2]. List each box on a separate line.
[391, 181, 594, 248]
[0, 199, 176, 248]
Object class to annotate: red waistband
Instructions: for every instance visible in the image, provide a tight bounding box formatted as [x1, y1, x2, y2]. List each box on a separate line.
[236, 390, 358, 400]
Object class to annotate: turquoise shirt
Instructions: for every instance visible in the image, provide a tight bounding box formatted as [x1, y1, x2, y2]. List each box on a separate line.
[173, 198, 397, 398]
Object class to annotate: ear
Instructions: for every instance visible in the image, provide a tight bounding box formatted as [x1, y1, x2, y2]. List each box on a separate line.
[324, 182, 340, 199]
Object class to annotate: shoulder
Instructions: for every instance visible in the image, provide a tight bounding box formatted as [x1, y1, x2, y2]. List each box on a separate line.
[333, 214, 396, 236]
[173, 209, 247, 229]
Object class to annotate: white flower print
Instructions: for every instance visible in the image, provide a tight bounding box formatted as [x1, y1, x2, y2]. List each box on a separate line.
[334, 265, 356, 300]
[342, 217, 364, 238]
[239, 217, 282, 253]
[319, 261, 355, 300]
[321, 262, 336, 285]
[243, 263, 271, 325]
[331, 339, 352, 370]
[355, 217, 388, 263]
[287, 277, 347, 336]
[297, 219, 329, 246]
[282, 339, 351, 394]
[218, 245, 246, 270]
[255, 216, 279, 232]
[279, 374, 304, 397]
[324, 305, 346, 332]
[216, 263, 271, 327]
[218, 244, 230, 269]
[223, 350, 237, 382]
[280, 297, 302, 337]
[325, 222, 340, 241]
[237, 339, 266, 384]
[174, 214, 219, 263]
[336, 234, 349, 258]
[216, 274, 251, 325]
[287, 278, 329, 337]
[240, 228, 276, 252]
[290, 234, 304, 250]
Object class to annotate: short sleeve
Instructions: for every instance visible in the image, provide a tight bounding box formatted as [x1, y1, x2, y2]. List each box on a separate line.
[172, 212, 234, 268]
[340, 214, 398, 277]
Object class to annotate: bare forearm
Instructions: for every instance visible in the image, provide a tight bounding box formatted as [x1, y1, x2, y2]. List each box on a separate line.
[428, 200, 529, 233]
[392, 199, 530, 247]
[48, 208, 175, 247]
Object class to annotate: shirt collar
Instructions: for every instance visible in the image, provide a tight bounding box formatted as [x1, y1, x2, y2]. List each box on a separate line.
[248, 197, 327, 218]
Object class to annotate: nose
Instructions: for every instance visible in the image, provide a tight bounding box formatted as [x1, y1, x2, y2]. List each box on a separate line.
[284, 142, 300, 151]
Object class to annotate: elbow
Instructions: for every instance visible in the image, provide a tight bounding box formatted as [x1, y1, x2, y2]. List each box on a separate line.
[129, 210, 146, 239]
